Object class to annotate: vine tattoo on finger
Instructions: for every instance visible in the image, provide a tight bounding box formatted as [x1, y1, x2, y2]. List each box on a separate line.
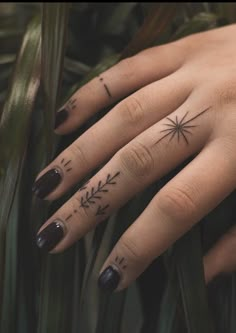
[64, 172, 120, 222]
[79, 172, 120, 209]
[154, 106, 212, 146]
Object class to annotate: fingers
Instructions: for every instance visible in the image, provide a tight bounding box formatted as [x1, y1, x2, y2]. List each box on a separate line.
[54, 42, 185, 134]
[98, 140, 235, 292]
[204, 225, 236, 284]
[35, 103, 213, 253]
[33, 68, 194, 200]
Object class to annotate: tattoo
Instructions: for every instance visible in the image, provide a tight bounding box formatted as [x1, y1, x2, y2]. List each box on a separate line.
[66, 98, 77, 111]
[80, 172, 120, 208]
[154, 107, 211, 146]
[98, 75, 112, 98]
[95, 204, 110, 216]
[115, 256, 127, 270]
[60, 158, 72, 172]
[65, 214, 73, 221]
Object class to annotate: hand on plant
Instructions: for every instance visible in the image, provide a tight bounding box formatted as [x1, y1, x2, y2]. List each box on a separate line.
[33, 24, 236, 292]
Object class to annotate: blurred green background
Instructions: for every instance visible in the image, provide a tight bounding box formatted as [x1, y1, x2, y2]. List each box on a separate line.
[0, 3, 236, 333]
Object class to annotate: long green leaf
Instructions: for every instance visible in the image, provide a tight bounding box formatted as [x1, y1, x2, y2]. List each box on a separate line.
[0, 15, 41, 332]
[41, 2, 70, 161]
[121, 3, 179, 58]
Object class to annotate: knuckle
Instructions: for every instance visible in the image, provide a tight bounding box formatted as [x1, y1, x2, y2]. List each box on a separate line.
[215, 79, 236, 105]
[119, 57, 136, 79]
[157, 185, 197, 222]
[70, 143, 88, 168]
[119, 236, 144, 262]
[119, 95, 145, 127]
[119, 141, 154, 179]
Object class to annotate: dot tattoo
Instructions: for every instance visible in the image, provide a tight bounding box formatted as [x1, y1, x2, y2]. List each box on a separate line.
[79, 172, 120, 209]
[98, 75, 112, 98]
[154, 106, 211, 146]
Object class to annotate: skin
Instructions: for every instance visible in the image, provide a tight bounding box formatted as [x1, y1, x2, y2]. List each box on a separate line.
[35, 24, 236, 290]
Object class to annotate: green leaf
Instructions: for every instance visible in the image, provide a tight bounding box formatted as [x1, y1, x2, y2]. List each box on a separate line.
[41, 2, 70, 161]
[0, 14, 41, 332]
[172, 12, 218, 40]
[121, 3, 179, 58]
[175, 226, 214, 333]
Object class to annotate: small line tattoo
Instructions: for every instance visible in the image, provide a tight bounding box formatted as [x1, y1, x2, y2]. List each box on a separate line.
[80, 172, 120, 208]
[65, 214, 73, 221]
[114, 256, 127, 270]
[61, 158, 65, 164]
[67, 98, 77, 111]
[104, 84, 112, 98]
[154, 106, 211, 146]
[66, 168, 72, 172]
[64, 160, 71, 167]
[98, 75, 112, 98]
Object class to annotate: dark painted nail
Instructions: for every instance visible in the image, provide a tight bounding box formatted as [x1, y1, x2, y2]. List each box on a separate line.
[54, 109, 69, 129]
[98, 266, 120, 292]
[32, 168, 62, 199]
[36, 221, 65, 252]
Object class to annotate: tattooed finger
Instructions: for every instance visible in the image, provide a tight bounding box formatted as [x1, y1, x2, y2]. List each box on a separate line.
[98, 142, 235, 292]
[36, 104, 212, 253]
[54, 42, 185, 134]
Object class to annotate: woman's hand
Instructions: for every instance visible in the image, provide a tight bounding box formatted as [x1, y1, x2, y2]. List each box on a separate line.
[33, 24, 236, 292]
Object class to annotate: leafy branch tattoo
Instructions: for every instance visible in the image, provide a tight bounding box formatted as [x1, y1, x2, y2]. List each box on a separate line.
[154, 106, 211, 146]
[80, 172, 120, 208]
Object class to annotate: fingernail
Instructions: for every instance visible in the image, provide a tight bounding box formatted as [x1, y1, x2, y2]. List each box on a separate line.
[36, 221, 65, 252]
[98, 266, 121, 292]
[32, 168, 62, 199]
[54, 109, 68, 129]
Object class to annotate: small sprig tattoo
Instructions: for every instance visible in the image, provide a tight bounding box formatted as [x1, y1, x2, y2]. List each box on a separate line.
[80, 172, 120, 208]
[154, 106, 211, 146]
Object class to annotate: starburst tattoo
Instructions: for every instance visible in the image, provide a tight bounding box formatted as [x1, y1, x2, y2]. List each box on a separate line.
[154, 106, 211, 146]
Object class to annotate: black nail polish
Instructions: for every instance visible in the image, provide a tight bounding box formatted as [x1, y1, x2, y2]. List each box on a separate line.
[98, 266, 121, 292]
[36, 221, 65, 252]
[32, 169, 62, 199]
[54, 109, 68, 129]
